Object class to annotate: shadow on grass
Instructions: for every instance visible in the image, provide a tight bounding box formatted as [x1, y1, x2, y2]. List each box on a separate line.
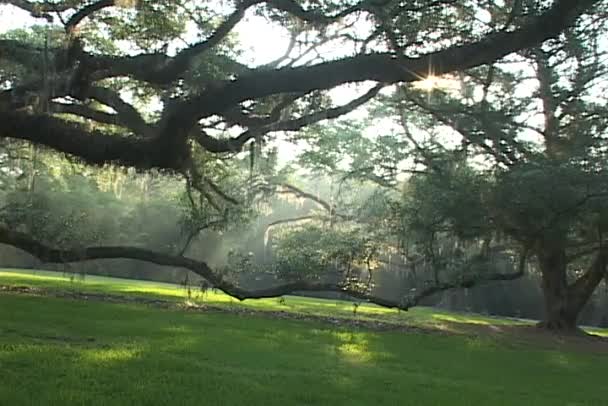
[2, 293, 608, 405]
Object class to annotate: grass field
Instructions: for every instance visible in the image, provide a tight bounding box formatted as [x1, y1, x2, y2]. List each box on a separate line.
[0, 268, 534, 330]
[1, 269, 608, 405]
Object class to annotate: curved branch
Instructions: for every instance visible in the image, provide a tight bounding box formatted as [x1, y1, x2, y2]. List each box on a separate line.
[277, 83, 383, 130]
[0, 227, 531, 310]
[194, 85, 383, 154]
[277, 183, 333, 212]
[168, 0, 597, 129]
[203, 176, 239, 205]
[87, 86, 150, 135]
[65, 0, 116, 33]
[0, 0, 598, 170]
[179, 219, 225, 256]
[401, 247, 530, 308]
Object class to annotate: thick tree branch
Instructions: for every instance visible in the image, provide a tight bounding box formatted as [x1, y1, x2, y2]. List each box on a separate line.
[265, 0, 365, 24]
[87, 86, 150, 135]
[170, 0, 597, 127]
[84, 0, 360, 85]
[0, 0, 598, 169]
[0, 111, 188, 169]
[568, 247, 608, 312]
[65, 0, 116, 33]
[0, 226, 531, 310]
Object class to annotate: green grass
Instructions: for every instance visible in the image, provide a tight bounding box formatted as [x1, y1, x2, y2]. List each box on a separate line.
[1, 269, 608, 405]
[0, 269, 536, 330]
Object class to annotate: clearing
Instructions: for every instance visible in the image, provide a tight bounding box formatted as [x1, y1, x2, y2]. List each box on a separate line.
[1, 269, 607, 405]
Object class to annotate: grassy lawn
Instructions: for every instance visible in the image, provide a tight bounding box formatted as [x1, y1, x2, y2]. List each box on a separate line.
[0, 269, 534, 330]
[1, 269, 608, 405]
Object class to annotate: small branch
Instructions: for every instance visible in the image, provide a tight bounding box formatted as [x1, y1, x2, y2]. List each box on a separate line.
[278, 182, 332, 212]
[165, 0, 263, 77]
[404, 94, 515, 167]
[401, 247, 530, 308]
[0, 0, 73, 21]
[265, 83, 384, 132]
[179, 219, 225, 256]
[206, 85, 383, 154]
[202, 176, 239, 205]
[265, 215, 324, 230]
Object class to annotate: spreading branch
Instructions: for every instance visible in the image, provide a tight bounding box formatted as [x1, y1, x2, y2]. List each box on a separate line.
[87, 87, 151, 135]
[194, 85, 383, 153]
[0, 227, 530, 310]
[567, 247, 608, 312]
[0, 0, 598, 169]
[277, 182, 333, 212]
[400, 247, 530, 308]
[64, 0, 116, 33]
[0, 111, 187, 169]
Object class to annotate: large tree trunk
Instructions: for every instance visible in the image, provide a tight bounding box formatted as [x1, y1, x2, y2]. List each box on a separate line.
[537, 242, 608, 332]
[537, 244, 579, 331]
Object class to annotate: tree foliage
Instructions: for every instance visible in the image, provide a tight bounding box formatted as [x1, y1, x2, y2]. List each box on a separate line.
[0, 0, 605, 328]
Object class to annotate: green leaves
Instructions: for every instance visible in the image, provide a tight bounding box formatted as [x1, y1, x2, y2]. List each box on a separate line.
[402, 158, 493, 242]
[92, 0, 187, 51]
[298, 118, 409, 186]
[269, 224, 377, 284]
[492, 158, 608, 241]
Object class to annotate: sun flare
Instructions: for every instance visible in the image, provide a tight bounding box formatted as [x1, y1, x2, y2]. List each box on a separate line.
[413, 75, 459, 92]
[414, 76, 439, 91]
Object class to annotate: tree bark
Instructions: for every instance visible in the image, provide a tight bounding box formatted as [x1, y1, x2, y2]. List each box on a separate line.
[536, 243, 608, 332]
[538, 246, 578, 330]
